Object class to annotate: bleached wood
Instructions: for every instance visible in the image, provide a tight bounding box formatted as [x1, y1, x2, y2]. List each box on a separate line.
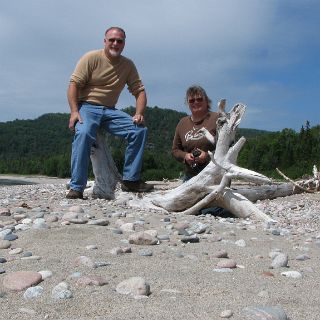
[84, 130, 121, 199]
[89, 101, 316, 223]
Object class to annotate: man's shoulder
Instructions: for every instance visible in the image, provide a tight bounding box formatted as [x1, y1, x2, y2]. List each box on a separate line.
[119, 55, 135, 66]
[82, 49, 103, 59]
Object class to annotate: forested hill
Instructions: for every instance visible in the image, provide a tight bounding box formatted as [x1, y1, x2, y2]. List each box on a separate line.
[0, 106, 319, 180]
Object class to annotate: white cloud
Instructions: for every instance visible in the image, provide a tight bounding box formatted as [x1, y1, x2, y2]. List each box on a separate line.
[0, 0, 319, 130]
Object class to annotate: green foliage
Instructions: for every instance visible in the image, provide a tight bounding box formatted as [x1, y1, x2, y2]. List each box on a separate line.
[0, 108, 319, 180]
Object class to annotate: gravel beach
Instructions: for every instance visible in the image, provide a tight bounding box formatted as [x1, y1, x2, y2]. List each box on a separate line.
[0, 175, 319, 320]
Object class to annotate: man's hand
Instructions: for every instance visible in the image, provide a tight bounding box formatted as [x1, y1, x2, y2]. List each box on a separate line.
[132, 114, 144, 125]
[69, 111, 83, 132]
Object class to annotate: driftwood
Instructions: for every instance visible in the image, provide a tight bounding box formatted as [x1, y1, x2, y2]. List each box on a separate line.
[88, 101, 318, 222]
[84, 129, 121, 199]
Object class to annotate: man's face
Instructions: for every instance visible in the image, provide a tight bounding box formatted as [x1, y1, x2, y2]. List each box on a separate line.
[104, 29, 125, 59]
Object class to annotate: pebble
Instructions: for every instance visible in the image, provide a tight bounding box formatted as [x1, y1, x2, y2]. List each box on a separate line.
[138, 249, 153, 256]
[220, 309, 233, 318]
[0, 239, 11, 249]
[281, 271, 303, 279]
[216, 259, 237, 269]
[23, 286, 44, 299]
[52, 282, 73, 299]
[270, 252, 289, 269]
[73, 256, 97, 268]
[1, 180, 319, 318]
[2, 271, 42, 291]
[181, 235, 200, 243]
[241, 305, 288, 319]
[116, 277, 150, 297]
[128, 231, 158, 245]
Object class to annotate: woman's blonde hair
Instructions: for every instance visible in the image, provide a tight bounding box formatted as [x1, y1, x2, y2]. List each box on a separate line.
[185, 85, 211, 110]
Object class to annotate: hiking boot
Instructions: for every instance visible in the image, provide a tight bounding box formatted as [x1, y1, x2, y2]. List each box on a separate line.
[66, 189, 83, 199]
[121, 180, 154, 193]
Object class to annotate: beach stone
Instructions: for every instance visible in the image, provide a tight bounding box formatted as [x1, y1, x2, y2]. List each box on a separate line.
[68, 218, 88, 224]
[68, 205, 84, 213]
[120, 222, 135, 232]
[2, 271, 42, 291]
[38, 270, 53, 280]
[181, 235, 200, 243]
[33, 218, 48, 229]
[116, 277, 150, 296]
[220, 309, 233, 318]
[213, 250, 228, 258]
[52, 282, 73, 299]
[13, 214, 26, 221]
[270, 253, 288, 269]
[0, 257, 7, 263]
[21, 218, 32, 224]
[74, 256, 97, 268]
[23, 286, 44, 299]
[241, 305, 288, 319]
[0, 207, 11, 216]
[138, 249, 153, 256]
[87, 218, 109, 226]
[0, 229, 12, 239]
[295, 254, 310, 261]
[76, 275, 108, 286]
[186, 222, 208, 234]
[9, 247, 23, 255]
[217, 259, 237, 269]
[128, 231, 158, 245]
[281, 271, 302, 279]
[62, 212, 79, 221]
[86, 245, 98, 250]
[110, 247, 125, 255]
[46, 215, 59, 223]
[157, 234, 170, 241]
[4, 233, 18, 241]
[0, 240, 11, 249]
[235, 239, 246, 247]
[15, 224, 30, 231]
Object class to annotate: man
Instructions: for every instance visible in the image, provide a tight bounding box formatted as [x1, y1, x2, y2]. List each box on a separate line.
[66, 26, 153, 199]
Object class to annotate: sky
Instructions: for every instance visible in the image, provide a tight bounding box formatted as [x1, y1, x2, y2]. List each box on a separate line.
[0, 0, 319, 131]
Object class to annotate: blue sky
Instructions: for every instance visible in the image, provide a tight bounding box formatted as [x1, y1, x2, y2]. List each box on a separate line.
[0, 0, 319, 131]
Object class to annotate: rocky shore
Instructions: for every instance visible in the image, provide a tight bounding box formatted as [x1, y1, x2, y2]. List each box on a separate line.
[0, 176, 319, 320]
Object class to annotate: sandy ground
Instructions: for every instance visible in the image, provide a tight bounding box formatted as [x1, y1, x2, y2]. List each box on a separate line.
[0, 175, 319, 320]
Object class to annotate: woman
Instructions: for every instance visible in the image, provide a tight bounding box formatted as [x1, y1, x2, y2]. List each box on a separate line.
[172, 85, 219, 181]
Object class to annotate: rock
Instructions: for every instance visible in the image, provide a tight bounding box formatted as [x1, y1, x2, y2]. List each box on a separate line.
[128, 231, 158, 245]
[23, 286, 44, 299]
[0, 240, 11, 249]
[235, 239, 246, 247]
[281, 271, 302, 279]
[216, 259, 237, 269]
[241, 305, 288, 319]
[52, 282, 73, 299]
[87, 218, 109, 226]
[220, 309, 233, 318]
[116, 277, 150, 297]
[270, 253, 288, 269]
[213, 250, 229, 258]
[181, 235, 200, 243]
[76, 275, 108, 286]
[73, 256, 97, 268]
[38, 270, 53, 280]
[138, 249, 153, 256]
[2, 271, 42, 291]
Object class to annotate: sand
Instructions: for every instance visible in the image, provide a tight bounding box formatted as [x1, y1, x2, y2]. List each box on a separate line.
[0, 174, 319, 320]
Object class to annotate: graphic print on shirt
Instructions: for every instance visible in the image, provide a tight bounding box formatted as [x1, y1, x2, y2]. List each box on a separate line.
[185, 127, 205, 142]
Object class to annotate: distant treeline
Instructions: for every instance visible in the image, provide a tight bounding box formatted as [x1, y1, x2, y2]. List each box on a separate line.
[0, 107, 319, 180]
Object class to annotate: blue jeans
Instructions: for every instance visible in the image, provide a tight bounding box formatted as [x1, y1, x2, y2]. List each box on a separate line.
[70, 103, 148, 192]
